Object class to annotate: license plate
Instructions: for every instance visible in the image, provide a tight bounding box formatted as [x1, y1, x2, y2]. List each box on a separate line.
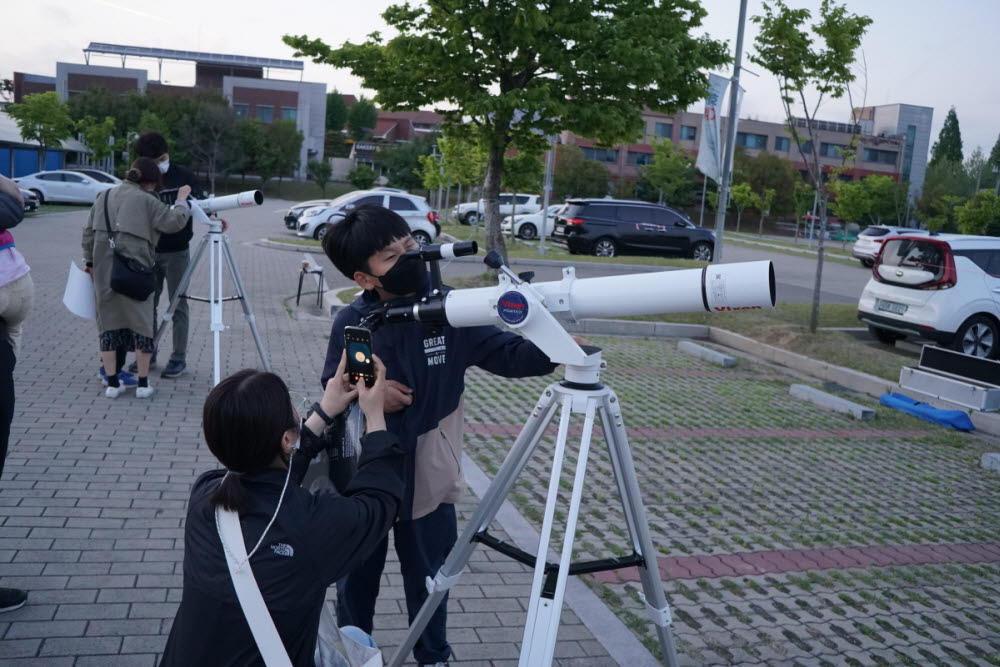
[876, 299, 907, 315]
[554, 227, 565, 236]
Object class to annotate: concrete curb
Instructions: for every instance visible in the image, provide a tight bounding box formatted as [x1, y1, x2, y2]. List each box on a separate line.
[257, 238, 324, 253]
[790, 383, 875, 420]
[678, 340, 737, 368]
[461, 452, 659, 667]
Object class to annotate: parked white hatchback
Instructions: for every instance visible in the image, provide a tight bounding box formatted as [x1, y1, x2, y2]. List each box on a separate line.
[851, 225, 928, 267]
[15, 170, 115, 204]
[857, 234, 1000, 358]
[296, 190, 440, 243]
[500, 204, 564, 240]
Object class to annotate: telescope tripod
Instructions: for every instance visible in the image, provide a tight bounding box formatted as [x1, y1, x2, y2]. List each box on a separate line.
[152, 219, 270, 386]
[388, 363, 678, 667]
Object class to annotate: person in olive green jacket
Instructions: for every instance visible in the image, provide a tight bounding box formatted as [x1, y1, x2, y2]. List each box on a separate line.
[82, 158, 191, 399]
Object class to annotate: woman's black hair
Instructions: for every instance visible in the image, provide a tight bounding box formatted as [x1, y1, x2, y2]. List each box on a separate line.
[125, 157, 162, 189]
[203, 369, 298, 512]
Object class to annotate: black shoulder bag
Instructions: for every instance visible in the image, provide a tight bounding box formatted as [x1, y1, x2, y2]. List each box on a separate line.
[102, 191, 155, 301]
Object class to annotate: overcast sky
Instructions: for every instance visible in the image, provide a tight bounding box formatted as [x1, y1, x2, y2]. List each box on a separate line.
[4, 0, 998, 160]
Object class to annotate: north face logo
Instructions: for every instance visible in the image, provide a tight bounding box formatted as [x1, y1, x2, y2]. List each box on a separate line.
[270, 543, 294, 558]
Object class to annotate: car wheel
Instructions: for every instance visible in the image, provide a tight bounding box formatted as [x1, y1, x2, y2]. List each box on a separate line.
[29, 189, 44, 205]
[690, 241, 713, 262]
[868, 325, 905, 345]
[518, 223, 537, 240]
[592, 237, 618, 258]
[314, 224, 329, 241]
[953, 315, 999, 359]
[860, 258, 874, 268]
[412, 230, 432, 246]
[462, 212, 477, 226]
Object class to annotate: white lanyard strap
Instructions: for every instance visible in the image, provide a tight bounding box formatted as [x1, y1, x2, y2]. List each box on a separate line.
[216, 506, 294, 667]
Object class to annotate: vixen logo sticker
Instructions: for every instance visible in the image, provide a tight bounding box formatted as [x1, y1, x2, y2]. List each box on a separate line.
[497, 291, 529, 325]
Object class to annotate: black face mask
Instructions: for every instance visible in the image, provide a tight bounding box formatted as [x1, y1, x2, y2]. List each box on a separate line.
[375, 252, 428, 296]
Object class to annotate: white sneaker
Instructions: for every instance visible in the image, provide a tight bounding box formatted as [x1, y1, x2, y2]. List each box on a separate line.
[105, 385, 124, 398]
[135, 385, 154, 399]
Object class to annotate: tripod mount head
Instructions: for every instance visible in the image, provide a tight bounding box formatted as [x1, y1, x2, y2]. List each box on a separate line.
[360, 243, 777, 385]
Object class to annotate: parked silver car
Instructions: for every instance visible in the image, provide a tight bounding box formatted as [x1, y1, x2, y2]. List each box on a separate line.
[14, 170, 114, 204]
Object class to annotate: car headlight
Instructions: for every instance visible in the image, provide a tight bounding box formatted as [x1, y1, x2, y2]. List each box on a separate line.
[303, 208, 324, 217]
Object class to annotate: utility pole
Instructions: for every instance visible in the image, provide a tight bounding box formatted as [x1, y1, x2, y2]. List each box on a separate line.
[712, 0, 749, 263]
[539, 135, 555, 255]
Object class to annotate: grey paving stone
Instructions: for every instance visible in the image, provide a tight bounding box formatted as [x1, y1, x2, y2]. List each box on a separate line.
[38, 636, 123, 656]
[5, 619, 87, 639]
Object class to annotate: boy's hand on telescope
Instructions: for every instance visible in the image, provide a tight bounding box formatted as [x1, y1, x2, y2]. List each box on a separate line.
[359, 355, 388, 432]
[175, 185, 192, 206]
[383, 380, 413, 413]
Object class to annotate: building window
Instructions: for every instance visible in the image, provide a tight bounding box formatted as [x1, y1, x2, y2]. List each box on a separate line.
[680, 125, 697, 141]
[800, 140, 814, 155]
[774, 136, 790, 152]
[820, 143, 848, 158]
[736, 132, 768, 150]
[234, 104, 249, 119]
[654, 122, 673, 138]
[256, 105, 274, 124]
[627, 151, 653, 166]
[862, 148, 899, 165]
[581, 147, 619, 163]
[281, 107, 297, 122]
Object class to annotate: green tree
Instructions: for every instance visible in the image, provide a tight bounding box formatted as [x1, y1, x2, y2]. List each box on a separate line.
[307, 159, 333, 195]
[758, 187, 777, 234]
[265, 119, 304, 191]
[178, 103, 240, 193]
[235, 118, 266, 186]
[285, 0, 727, 263]
[377, 134, 435, 191]
[77, 116, 116, 163]
[751, 0, 871, 333]
[346, 97, 377, 141]
[553, 144, 609, 199]
[733, 147, 800, 216]
[955, 191, 1000, 236]
[965, 146, 989, 194]
[915, 159, 971, 230]
[6, 92, 75, 170]
[0, 78, 13, 103]
[348, 163, 378, 190]
[325, 131, 351, 159]
[729, 182, 761, 232]
[326, 90, 348, 132]
[440, 132, 488, 210]
[643, 139, 694, 205]
[930, 106, 963, 167]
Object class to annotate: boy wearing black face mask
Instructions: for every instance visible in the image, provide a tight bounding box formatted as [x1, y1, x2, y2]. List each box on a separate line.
[319, 205, 557, 667]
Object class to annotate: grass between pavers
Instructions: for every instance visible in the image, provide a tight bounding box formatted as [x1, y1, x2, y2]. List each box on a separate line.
[459, 336, 999, 663]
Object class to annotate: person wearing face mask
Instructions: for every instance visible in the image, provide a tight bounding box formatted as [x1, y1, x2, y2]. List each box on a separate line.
[82, 158, 192, 398]
[319, 205, 559, 667]
[128, 131, 205, 380]
[160, 353, 405, 666]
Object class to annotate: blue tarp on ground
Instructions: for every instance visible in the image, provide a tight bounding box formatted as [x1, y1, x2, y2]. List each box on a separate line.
[880, 393, 976, 431]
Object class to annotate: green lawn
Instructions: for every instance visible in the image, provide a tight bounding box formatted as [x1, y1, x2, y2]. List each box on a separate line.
[25, 203, 91, 217]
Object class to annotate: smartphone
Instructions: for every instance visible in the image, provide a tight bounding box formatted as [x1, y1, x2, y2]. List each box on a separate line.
[344, 326, 375, 388]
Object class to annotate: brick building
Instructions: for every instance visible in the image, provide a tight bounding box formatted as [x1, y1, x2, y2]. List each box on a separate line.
[12, 42, 327, 179]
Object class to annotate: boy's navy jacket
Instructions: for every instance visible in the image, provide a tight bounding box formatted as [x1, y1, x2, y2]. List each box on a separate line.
[322, 284, 558, 521]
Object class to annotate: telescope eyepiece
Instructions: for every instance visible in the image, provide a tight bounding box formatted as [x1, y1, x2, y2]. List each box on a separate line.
[407, 241, 480, 261]
[484, 250, 504, 270]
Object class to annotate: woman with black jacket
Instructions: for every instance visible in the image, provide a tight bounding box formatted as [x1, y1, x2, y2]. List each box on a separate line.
[160, 352, 404, 666]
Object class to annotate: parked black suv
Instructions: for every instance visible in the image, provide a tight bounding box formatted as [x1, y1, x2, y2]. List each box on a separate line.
[548, 199, 715, 260]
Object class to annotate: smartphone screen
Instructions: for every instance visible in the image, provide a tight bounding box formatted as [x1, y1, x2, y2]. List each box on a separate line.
[344, 326, 375, 388]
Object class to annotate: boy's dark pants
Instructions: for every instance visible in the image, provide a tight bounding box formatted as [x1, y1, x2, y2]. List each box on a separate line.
[336, 503, 457, 664]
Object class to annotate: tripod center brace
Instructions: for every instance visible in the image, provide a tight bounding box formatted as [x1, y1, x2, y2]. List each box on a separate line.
[152, 195, 271, 386]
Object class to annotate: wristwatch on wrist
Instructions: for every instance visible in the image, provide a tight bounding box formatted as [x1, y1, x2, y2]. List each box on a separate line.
[311, 402, 335, 426]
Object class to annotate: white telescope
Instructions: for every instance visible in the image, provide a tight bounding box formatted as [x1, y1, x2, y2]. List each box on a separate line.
[377, 252, 775, 383]
[194, 189, 264, 217]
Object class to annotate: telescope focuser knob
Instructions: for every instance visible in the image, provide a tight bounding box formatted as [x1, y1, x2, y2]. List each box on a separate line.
[518, 271, 535, 283]
[484, 250, 504, 270]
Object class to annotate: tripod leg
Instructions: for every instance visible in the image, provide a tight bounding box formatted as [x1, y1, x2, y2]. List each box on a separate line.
[598, 392, 679, 667]
[521, 394, 598, 666]
[153, 233, 209, 348]
[386, 386, 562, 667]
[220, 235, 271, 371]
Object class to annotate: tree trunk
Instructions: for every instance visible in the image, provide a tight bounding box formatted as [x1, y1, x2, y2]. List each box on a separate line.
[736, 210, 742, 232]
[758, 213, 765, 236]
[456, 182, 462, 223]
[808, 193, 830, 334]
[482, 137, 508, 263]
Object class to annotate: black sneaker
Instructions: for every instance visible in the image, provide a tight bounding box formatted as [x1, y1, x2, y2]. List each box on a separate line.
[0, 587, 27, 613]
[160, 360, 186, 378]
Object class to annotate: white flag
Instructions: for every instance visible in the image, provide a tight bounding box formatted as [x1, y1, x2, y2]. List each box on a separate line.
[695, 73, 728, 183]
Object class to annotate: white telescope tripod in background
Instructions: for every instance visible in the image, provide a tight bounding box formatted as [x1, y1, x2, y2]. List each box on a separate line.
[152, 191, 270, 386]
[380, 249, 776, 667]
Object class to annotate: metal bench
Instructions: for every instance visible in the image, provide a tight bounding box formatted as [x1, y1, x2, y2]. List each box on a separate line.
[296, 255, 325, 308]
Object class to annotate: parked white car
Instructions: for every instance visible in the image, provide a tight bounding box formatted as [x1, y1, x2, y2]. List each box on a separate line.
[296, 190, 440, 244]
[857, 234, 1000, 358]
[852, 225, 928, 267]
[14, 170, 114, 204]
[452, 193, 543, 225]
[284, 199, 337, 229]
[500, 204, 564, 240]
